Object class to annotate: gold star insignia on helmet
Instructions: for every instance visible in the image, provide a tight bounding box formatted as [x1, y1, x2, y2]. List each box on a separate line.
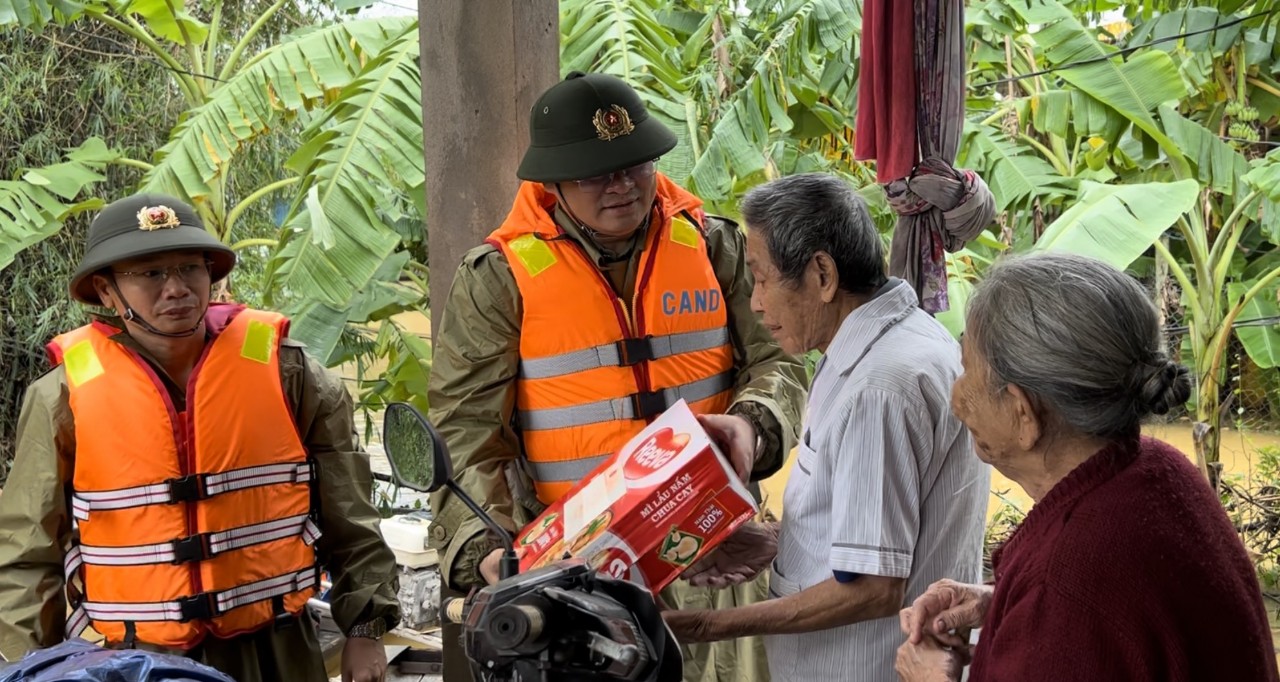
[593, 104, 635, 141]
[137, 205, 180, 231]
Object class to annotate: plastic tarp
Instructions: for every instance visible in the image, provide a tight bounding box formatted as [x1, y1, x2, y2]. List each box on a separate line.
[0, 639, 235, 682]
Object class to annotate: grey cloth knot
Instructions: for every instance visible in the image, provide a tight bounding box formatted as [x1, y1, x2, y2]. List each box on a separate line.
[885, 157, 996, 314]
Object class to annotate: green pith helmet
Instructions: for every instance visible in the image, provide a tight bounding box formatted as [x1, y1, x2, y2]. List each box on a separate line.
[517, 71, 677, 183]
[69, 193, 235, 305]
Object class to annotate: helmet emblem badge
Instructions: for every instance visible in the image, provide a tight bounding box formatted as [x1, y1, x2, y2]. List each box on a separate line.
[137, 205, 180, 231]
[593, 104, 635, 141]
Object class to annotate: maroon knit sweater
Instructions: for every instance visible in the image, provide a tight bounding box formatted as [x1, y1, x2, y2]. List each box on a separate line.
[969, 435, 1279, 681]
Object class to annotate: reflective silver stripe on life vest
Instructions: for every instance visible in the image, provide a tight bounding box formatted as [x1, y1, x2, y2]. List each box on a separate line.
[66, 604, 90, 639]
[518, 371, 733, 431]
[203, 462, 314, 496]
[215, 566, 317, 613]
[526, 454, 612, 483]
[519, 327, 731, 380]
[76, 514, 321, 567]
[208, 514, 320, 555]
[71, 461, 315, 521]
[63, 544, 84, 589]
[79, 567, 318, 623]
[63, 546, 89, 638]
[72, 482, 172, 519]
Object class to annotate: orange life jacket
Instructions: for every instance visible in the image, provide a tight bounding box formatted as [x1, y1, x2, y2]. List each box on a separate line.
[488, 175, 735, 504]
[46, 306, 320, 650]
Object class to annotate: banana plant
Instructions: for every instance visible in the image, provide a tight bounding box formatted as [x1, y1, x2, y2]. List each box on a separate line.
[962, 0, 1280, 482]
[1153, 151, 1280, 485]
[264, 20, 425, 361]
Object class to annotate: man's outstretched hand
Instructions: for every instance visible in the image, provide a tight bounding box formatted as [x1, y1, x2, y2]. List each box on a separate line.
[681, 521, 778, 588]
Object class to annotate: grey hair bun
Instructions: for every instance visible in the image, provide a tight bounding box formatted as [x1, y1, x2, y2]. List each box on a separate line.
[1140, 360, 1192, 416]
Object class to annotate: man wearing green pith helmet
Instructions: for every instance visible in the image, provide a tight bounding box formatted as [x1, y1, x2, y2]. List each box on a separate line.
[0, 193, 401, 682]
[427, 71, 807, 681]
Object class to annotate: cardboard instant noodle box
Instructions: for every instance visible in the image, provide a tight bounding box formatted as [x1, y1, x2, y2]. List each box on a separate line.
[514, 399, 758, 593]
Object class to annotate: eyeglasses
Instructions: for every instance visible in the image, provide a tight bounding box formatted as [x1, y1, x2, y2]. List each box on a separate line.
[112, 261, 212, 289]
[573, 160, 658, 193]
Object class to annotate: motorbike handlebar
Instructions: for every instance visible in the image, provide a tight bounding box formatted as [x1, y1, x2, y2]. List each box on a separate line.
[443, 597, 466, 624]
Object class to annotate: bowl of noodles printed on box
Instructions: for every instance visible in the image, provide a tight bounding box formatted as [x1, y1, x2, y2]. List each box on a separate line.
[568, 509, 613, 555]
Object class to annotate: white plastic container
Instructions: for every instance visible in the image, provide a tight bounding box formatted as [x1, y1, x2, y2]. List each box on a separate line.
[379, 513, 438, 568]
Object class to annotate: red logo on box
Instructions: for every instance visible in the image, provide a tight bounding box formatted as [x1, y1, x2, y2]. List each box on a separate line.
[624, 428, 690, 479]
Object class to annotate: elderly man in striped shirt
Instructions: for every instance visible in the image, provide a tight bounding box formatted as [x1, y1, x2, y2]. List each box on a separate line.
[664, 173, 990, 681]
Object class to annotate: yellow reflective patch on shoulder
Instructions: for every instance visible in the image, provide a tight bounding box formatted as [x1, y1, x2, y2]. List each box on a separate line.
[670, 216, 700, 249]
[63, 340, 104, 388]
[241, 320, 276, 364]
[509, 234, 558, 277]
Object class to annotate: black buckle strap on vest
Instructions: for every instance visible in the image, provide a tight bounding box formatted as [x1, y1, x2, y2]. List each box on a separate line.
[122, 621, 137, 649]
[630, 390, 670, 420]
[170, 533, 212, 565]
[617, 337, 656, 366]
[271, 594, 294, 631]
[177, 592, 217, 622]
[167, 474, 207, 503]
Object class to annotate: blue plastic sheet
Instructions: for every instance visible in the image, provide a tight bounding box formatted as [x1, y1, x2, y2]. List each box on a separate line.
[0, 639, 235, 682]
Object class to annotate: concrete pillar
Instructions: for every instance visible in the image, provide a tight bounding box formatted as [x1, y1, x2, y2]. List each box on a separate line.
[420, 0, 560, 324]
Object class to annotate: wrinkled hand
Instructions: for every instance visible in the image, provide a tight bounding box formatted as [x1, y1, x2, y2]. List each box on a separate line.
[696, 414, 757, 482]
[479, 548, 504, 585]
[662, 609, 716, 644]
[899, 579, 992, 648]
[895, 635, 968, 682]
[342, 635, 388, 682]
[681, 521, 777, 588]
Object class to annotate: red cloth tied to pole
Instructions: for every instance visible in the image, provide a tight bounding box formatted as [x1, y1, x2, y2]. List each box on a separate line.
[854, 0, 917, 184]
[855, 0, 995, 314]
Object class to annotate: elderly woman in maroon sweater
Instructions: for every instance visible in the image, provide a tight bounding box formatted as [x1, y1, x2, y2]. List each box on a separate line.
[895, 252, 1279, 682]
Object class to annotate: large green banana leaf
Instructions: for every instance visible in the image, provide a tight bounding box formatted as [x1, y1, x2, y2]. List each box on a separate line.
[1159, 105, 1251, 196]
[687, 0, 856, 200]
[1228, 281, 1280, 370]
[560, 0, 685, 97]
[0, 138, 119, 270]
[959, 122, 1074, 211]
[1025, 89, 1128, 146]
[935, 264, 975, 339]
[0, 0, 207, 37]
[141, 18, 415, 213]
[1031, 179, 1200, 270]
[1244, 149, 1280, 245]
[1006, 1, 1189, 157]
[267, 22, 422, 360]
[0, 0, 84, 29]
[124, 0, 207, 45]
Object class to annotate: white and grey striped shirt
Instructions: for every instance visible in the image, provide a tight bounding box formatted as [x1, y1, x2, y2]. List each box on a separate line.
[765, 279, 990, 682]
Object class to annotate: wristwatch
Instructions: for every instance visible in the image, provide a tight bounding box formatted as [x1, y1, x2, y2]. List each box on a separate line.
[347, 616, 389, 640]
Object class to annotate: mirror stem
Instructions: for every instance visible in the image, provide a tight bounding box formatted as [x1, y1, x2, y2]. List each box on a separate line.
[443, 480, 519, 580]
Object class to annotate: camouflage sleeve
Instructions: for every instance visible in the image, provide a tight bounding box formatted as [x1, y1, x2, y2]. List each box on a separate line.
[702, 215, 807, 480]
[0, 370, 74, 661]
[425, 245, 532, 591]
[282, 345, 402, 634]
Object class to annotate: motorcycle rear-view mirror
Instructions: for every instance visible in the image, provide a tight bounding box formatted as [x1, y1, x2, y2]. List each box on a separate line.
[383, 402, 453, 493]
[381, 402, 519, 580]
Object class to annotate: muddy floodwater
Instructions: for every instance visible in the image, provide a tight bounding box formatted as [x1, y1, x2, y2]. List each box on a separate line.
[759, 422, 1280, 521]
